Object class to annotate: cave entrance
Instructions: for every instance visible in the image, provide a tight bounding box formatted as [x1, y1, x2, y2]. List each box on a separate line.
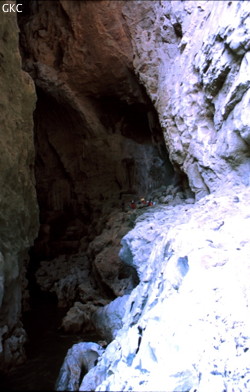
[14, 2, 189, 389]
[31, 87, 176, 262]
[12, 84, 178, 390]
[16, 0, 181, 310]
[24, 81, 180, 328]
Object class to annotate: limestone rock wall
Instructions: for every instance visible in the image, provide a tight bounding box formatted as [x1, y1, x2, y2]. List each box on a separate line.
[79, 183, 250, 392]
[123, 0, 250, 199]
[18, 0, 176, 260]
[0, 10, 38, 370]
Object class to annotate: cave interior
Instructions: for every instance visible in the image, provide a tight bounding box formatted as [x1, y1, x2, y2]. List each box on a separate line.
[16, 0, 190, 330]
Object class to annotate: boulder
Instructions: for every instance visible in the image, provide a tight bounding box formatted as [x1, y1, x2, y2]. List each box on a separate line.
[55, 342, 105, 391]
[92, 295, 130, 341]
[60, 302, 95, 334]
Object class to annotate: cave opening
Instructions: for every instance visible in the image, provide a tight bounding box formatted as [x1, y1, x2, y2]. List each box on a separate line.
[7, 81, 181, 390]
[15, 0, 186, 316]
[29, 82, 178, 256]
[13, 2, 192, 389]
[28, 83, 177, 303]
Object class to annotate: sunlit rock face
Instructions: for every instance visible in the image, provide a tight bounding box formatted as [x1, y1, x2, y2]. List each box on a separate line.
[0, 11, 38, 371]
[123, 0, 250, 198]
[55, 342, 105, 391]
[80, 184, 250, 392]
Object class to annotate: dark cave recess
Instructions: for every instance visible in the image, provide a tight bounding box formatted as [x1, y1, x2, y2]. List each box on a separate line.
[16, 0, 186, 259]
[32, 86, 177, 259]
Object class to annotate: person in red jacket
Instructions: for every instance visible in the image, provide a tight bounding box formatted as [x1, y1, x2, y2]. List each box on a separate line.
[130, 200, 136, 209]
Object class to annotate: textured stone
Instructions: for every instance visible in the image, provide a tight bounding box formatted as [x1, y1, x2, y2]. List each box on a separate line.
[123, 1, 250, 195]
[92, 295, 130, 342]
[79, 184, 250, 392]
[88, 209, 139, 298]
[2, 0, 249, 387]
[60, 302, 95, 334]
[35, 254, 91, 308]
[55, 342, 105, 391]
[0, 9, 38, 371]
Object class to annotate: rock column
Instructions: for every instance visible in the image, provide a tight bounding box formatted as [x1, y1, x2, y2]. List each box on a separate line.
[0, 6, 39, 371]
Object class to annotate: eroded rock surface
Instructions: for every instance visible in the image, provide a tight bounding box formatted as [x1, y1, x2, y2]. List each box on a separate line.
[79, 184, 250, 391]
[1, 1, 249, 389]
[0, 10, 38, 371]
[123, 0, 250, 197]
[55, 342, 105, 391]
[35, 185, 188, 335]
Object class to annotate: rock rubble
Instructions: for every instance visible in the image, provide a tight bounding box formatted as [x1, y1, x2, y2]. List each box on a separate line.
[36, 184, 187, 336]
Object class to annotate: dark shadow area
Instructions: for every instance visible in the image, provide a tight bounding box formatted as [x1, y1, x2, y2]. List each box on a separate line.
[32, 86, 178, 262]
[0, 290, 101, 391]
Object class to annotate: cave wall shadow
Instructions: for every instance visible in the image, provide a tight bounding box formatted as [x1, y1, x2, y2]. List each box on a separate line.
[16, 0, 190, 288]
[31, 86, 181, 263]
